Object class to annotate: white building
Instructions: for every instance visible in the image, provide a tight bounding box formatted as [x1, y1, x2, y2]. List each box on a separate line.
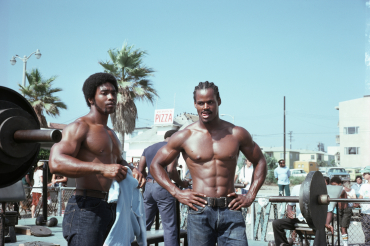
[262, 147, 334, 168]
[336, 96, 370, 167]
[124, 113, 199, 164]
[327, 146, 340, 166]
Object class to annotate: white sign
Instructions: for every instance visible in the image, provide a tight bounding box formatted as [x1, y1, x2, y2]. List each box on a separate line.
[154, 109, 174, 125]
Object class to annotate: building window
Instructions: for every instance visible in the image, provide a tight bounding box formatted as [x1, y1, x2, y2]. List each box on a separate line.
[318, 155, 322, 161]
[311, 155, 314, 160]
[344, 147, 360, 155]
[310, 163, 313, 166]
[296, 153, 299, 158]
[344, 127, 359, 134]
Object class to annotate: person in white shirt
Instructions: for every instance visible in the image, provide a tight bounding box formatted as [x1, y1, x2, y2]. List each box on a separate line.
[238, 158, 254, 223]
[359, 166, 370, 245]
[352, 176, 363, 198]
[31, 162, 44, 218]
[239, 159, 254, 195]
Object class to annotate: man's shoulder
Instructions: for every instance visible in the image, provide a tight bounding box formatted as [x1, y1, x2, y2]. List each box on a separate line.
[63, 117, 91, 134]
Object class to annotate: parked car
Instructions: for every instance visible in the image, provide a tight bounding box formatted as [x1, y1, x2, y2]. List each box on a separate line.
[326, 167, 350, 182]
[345, 168, 362, 181]
[319, 167, 328, 176]
[290, 169, 307, 178]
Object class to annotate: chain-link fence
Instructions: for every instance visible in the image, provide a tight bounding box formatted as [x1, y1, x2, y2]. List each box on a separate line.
[2, 187, 75, 218]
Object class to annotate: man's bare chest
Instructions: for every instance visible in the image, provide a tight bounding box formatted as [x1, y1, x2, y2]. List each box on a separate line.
[183, 135, 240, 162]
[83, 127, 120, 156]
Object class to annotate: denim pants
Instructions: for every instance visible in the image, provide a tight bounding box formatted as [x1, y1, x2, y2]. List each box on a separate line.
[278, 184, 291, 196]
[62, 195, 116, 246]
[187, 204, 248, 246]
[361, 213, 370, 245]
[144, 181, 178, 246]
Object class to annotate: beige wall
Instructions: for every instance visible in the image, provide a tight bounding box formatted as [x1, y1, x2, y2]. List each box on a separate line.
[338, 97, 370, 167]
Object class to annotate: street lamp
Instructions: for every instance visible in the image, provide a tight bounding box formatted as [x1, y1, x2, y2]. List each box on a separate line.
[10, 49, 42, 90]
[220, 114, 234, 124]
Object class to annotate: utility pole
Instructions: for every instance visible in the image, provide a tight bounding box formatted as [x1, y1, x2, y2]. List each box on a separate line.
[288, 131, 293, 149]
[284, 96, 286, 164]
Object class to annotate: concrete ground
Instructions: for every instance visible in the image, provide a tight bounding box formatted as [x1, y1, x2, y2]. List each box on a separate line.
[7, 216, 270, 246]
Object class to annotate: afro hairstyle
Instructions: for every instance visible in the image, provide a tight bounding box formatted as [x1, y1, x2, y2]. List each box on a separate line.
[82, 73, 118, 107]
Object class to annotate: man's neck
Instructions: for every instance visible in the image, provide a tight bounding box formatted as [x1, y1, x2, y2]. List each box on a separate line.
[198, 117, 222, 131]
[88, 107, 109, 125]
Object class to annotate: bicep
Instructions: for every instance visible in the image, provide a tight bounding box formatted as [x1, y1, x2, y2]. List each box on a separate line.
[237, 128, 264, 165]
[153, 144, 181, 168]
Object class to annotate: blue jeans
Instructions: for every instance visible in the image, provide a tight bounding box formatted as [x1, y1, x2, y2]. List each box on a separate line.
[62, 195, 116, 246]
[144, 181, 178, 246]
[278, 184, 290, 196]
[187, 204, 248, 246]
[242, 189, 249, 195]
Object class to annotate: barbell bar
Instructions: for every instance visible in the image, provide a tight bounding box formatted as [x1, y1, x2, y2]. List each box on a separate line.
[269, 195, 370, 205]
[0, 86, 62, 188]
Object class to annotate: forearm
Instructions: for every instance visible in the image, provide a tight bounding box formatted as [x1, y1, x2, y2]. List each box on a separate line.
[50, 154, 105, 178]
[326, 212, 333, 225]
[151, 163, 181, 197]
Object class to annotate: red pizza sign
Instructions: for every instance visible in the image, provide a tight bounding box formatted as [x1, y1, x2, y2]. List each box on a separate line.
[154, 109, 174, 125]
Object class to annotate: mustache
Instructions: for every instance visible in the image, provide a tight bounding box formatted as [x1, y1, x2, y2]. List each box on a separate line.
[201, 110, 212, 114]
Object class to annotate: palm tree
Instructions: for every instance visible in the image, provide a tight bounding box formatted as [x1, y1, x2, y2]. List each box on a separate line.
[19, 68, 67, 128]
[99, 42, 158, 148]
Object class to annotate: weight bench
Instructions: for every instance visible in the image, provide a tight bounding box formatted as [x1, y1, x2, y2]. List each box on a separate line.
[291, 184, 343, 246]
[0, 181, 26, 245]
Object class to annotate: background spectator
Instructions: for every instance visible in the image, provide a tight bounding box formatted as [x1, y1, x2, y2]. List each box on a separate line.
[51, 174, 68, 187]
[274, 159, 291, 196]
[352, 176, 363, 198]
[31, 162, 43, 218]
[359, 166, 370, 245]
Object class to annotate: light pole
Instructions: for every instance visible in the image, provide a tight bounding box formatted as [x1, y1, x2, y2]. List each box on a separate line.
[10, 49, 42, 92]
[220, 114, 234, 124]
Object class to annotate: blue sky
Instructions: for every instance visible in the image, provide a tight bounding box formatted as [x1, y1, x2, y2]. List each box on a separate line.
[1, 0, 367, 151]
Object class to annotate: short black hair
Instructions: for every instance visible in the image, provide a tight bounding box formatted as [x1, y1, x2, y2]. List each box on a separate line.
[330, 177, 342, 185]
[278, 159, 284, 164]
[324, 176, 330, 185]
[164, 130, 178, 139]
[193, 81, 220, 102]
[82, 73, 118, 107]
[356, 175, 363, 181]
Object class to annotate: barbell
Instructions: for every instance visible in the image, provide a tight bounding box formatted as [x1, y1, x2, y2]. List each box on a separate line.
[269, 171, 370, 245]
[0, 86, 62, 188]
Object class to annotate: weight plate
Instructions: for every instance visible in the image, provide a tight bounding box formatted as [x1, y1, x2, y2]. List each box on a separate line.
[299, 171, 327, 230]
[30, 226, 52, 237]
[0, 87, 40, 128]
[0, 115, 38, 158]
[0, 86, 41, 184]
[0, 109, 39, 172]
[0, 145, 39, 188]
